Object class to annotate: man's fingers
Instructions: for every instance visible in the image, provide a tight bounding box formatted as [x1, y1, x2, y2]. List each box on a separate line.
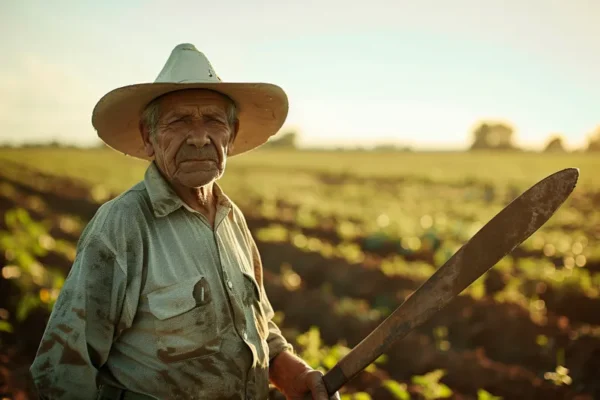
[306, 370, 334, 400]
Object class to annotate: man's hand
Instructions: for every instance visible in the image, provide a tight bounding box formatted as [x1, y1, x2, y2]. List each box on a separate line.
[269, 351, 341, 400]
[290, 368, 341, 400]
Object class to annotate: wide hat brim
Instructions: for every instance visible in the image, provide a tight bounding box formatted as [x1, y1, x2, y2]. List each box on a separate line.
[91, 44, 288, 160]
[92, 82, 288, 160]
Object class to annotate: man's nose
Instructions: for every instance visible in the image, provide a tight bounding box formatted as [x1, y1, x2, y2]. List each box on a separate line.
[186, 131, 210, 148]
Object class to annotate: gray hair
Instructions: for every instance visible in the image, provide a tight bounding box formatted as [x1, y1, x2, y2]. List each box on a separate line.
[141, 90, 238, 138]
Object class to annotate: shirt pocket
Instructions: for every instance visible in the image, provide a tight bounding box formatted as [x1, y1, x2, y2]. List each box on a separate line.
[147, 275, 221, 363]
[241, 271, 269, 341]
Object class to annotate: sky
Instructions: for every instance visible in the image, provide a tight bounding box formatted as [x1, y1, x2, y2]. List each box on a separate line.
[1, 0, 599, 150]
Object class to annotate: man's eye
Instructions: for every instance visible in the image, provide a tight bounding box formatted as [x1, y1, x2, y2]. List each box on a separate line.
[205, 116, 225, 125]
[169, 117, 189, 125]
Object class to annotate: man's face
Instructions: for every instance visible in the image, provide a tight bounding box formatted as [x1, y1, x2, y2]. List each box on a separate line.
[142, 89, 238, 188]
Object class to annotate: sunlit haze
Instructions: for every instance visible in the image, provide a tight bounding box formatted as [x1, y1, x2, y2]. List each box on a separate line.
[2, 0, 599, 150]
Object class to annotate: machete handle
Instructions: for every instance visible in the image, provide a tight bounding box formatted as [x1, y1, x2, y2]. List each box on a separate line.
[299, 366, 345, 399]
[323, 365, 346, 395]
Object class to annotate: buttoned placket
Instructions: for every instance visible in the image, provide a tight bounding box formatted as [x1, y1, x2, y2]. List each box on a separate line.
[193, 202, 256, 399]
[130, 164, 276, 398]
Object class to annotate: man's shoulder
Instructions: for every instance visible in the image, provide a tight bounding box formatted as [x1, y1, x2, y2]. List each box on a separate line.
[228, 198, 243, 215]
[228, 198, 249, 225]
[83, 181, 151, 237]
[103, 181, 149, 209]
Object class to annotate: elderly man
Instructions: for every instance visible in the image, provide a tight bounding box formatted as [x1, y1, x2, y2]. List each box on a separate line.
[30, 44, 339, 400]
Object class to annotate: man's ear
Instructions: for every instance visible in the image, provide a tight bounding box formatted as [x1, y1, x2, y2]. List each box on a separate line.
[140, 122, 155, 158]
[227, 119, 240, 155]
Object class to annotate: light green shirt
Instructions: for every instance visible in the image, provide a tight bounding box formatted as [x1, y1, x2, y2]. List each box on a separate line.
[29, 161, 293, 400]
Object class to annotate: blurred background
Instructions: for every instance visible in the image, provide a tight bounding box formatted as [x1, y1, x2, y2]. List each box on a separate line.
[1, 1, 599, 399]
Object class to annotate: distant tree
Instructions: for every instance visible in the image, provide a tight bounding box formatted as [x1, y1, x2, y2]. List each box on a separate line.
[586, 126, 600, 152]
[372, 144, 412, 152]
[265, 129, 298, 149]
[544, 135, 566, 153]
[469, 121, 518, 151]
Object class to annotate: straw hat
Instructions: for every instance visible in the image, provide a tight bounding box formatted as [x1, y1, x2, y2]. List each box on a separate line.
[91, 43, 289, 159]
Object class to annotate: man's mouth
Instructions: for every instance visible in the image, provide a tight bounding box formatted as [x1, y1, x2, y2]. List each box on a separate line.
[180, 158, 217, 164]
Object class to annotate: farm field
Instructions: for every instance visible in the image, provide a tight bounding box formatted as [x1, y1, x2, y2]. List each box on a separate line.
[0, 147, 599, 399]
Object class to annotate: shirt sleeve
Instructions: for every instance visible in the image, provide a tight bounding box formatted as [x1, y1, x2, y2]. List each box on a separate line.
[243, 216, 294, 361]
[263, 297, 295, 362]
[29, 225, 131, 399]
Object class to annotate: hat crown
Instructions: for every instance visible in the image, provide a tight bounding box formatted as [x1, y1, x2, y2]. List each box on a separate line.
[154, 43, 221, 84]
[92, 42, 288, 160]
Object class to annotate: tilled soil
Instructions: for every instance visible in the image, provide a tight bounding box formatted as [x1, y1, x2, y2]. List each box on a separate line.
[0, 164, 598, 399]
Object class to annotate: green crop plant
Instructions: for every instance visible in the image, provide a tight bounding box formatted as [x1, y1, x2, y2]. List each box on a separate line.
[411, 369, 453, 399]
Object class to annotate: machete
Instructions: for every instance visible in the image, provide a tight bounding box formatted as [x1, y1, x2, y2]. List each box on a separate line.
[320, 167, 579, 396]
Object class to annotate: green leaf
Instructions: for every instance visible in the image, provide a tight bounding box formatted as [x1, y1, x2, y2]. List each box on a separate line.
[53, 273, 65, 291]
[436, 384, 453, 398]
[322, 353, 338, 370]
[16, 294, 41, 321]
[16, 208, 32, 225]
[5, 209, 17, 229]
[0, 320, 13, 333]
[426, 369, 446, 382]
[382, 380, 410, 400]
[375, 354, 388, 365]
[478, 389, 503, 400]
[556, 348, 565, 367]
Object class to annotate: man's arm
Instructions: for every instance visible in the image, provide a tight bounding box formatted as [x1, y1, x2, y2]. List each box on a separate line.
[236, 207, 339, 400]
[29, 229, 130, 399]
[259, 271, 338, 400]
[250, 245, 335, 399]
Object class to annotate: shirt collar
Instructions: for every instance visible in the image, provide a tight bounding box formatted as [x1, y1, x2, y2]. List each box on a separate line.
[144, 161, 232, 219]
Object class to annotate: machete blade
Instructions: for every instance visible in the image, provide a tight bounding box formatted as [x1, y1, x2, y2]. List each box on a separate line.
[322, 167, 579, 395]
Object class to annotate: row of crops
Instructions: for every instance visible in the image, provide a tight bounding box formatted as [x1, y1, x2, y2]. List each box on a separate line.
[0, 151, 599, 399]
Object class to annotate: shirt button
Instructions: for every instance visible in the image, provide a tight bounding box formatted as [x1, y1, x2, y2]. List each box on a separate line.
[227, 280, 233, 289]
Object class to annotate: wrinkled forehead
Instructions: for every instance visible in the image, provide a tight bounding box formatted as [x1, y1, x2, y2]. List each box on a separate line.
[156, 89, 231, 117]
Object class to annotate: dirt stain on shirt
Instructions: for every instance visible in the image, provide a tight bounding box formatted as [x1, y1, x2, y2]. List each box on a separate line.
[37, 332, 87, 365]
[57, 324, 73, 334]
[72, 307, 86, 319]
